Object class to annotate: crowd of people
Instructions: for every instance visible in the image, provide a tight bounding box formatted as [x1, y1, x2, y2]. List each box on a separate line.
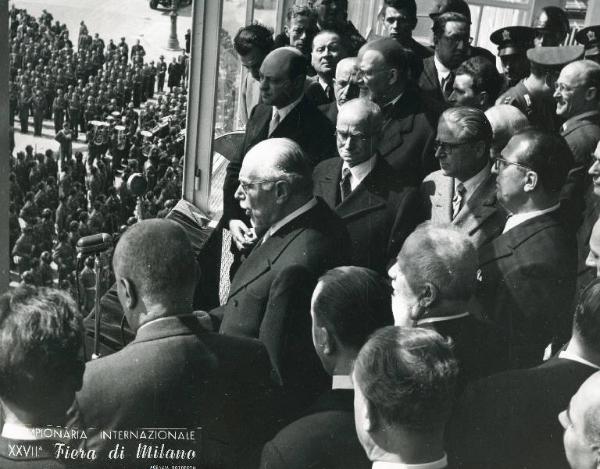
[7, 6, 186, 309]
[4, 1, 600, 469]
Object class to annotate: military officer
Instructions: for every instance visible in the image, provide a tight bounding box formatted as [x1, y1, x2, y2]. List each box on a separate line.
[491, 26, 535, 91]
[532, 6, 570, 48]
[157, 55, 167, 93]
[17, 84, 32, 134]
[496, 45, 583, 131]
[32, 88, 47, 136]
[68, 90, 82, 140]
[576, 26, 600, 65]
[52, 88, 67, 134]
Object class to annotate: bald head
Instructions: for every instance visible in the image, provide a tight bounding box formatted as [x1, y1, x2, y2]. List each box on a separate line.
[260, 47, 308, 107]
[359, 37, 410, 73]
[334, 57, 359, 105]
[485, 104, 530, 156]
[113, 219, 197, 312]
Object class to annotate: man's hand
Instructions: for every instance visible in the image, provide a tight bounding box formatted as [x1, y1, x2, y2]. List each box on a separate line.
[228, 219, 257, 251]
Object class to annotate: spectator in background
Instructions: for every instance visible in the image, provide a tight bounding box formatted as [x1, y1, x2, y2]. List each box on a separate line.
[311, 0, 365, 56]
[533, 6, 570, 48]
[0, 287, 84, 469]
[306, 30, 348, 106]
[275, 5, 319, 60]
[449, 56, 503, 110]
[233, 23, 275, 127]
[318, 56, 359, 123]
[260, 267, 392, 469]
[485, 104, 530, 157]
[353, 326, 458, 469]
[382, 0, 432, 61]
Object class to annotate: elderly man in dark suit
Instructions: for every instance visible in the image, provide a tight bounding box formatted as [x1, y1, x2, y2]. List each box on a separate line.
[354, 327, 458, 469]
[419, 12, 471, 106]
[222, 47, 336, 272]
[476, 129, 578, 369]
[313, 98, 423, 273]
[75, 220, 281, 469]
[421, 107, 507, 248]
[317, 56, 360, 124]
[306, 30, 348, 107]
[449, 278, 600, 469]
[357, 38, 438, 184]
[389, 222, 510, 389]
[555, 61, 600, 290]
[260, 267, 393, 469]
[214, 138, 351, 413]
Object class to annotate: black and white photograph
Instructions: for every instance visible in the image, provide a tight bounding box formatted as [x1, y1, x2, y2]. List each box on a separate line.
[0, 0, 599, 468]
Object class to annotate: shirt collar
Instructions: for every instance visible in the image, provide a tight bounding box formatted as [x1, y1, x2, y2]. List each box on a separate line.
[455, 164, 491, 201]
[317, 76, 331, 92]
[502, 204, 560, 234]
[373, 455, 448, 469]
[416, 312, 470, 326]
[332, 375, 354, 390]
[434, 54, 451, 84]
[342, 154, 377, 191]
[266, 197, 318, 239]
[382, 92, 404, 110]
[273, 93, 304, 123]
[559, 344, 600, 370]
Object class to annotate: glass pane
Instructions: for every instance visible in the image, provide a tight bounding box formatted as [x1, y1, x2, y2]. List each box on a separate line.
[254, 0, 278, 31]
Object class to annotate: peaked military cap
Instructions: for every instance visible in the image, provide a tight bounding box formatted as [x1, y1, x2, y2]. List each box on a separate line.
[490, 26, 535, 56]
[526, 45, 584, 69]
[576, 26, 600, 59]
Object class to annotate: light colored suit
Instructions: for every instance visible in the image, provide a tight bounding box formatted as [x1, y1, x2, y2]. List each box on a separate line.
[420, 169, 506, 248]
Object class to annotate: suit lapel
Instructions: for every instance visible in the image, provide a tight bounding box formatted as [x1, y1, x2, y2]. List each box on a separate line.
[336, 161, 387, 218]
[453, 173, 500, 234]
[246, 105, 271, 148]
[315, 159, 343, 207]
[430, 175, 454, 224]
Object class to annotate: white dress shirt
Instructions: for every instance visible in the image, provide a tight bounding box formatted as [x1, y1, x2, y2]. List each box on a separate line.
[373, 454, 448, 469]
[502, 204, 560, 234]
[332, 375, 354, 390]
[342, 154, 377, 191]
[434, 54, 451, 89]
[559, 343, 600, 370]
[456, 164, 490, 204]
[271, 93, 304, 126]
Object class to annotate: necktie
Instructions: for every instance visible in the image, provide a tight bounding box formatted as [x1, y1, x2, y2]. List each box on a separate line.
[452, 183, 466, 220]
[269, 110, 280, 136]
[325, 85, 335, 103]
[443, 71, 455, 100]
[340, 167, 352, 202]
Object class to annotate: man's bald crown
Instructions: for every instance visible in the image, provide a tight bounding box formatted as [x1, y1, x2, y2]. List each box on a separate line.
[263, 46, 308, 80]
[359, 37, 410, 72]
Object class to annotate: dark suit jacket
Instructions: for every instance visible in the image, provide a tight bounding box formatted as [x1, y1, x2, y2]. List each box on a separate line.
[260, 389, 370, 469]
[305, 76, 334, 107]
[378, 84, 438, 184]
[476, 211, 578, 368]
[214, 198, 351, 411]
[448, 356, 599, 469]
[75, 312, 281, 469]
[423, 314, 509, 391]
[419, 56, 445, 105]
[421, 169, 507, 248]
[318, 101, 338, 125]
[222, 96, 336, 224]
[313, 156, 424, 273]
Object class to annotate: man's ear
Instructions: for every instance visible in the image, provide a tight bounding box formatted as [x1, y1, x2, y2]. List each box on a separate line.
[585, 86, 598, 102]
[418, 282, 438, 310]
[315, 325, 335, 355]
[364, 398, 379, 433]
[477, 91, 489, 109]
[274, 179, 292, 204]
[523, 170, 538, 193]
[120, 277, 137, 310]
[388, 67, 399, 86]
[283, 25, 290, 38]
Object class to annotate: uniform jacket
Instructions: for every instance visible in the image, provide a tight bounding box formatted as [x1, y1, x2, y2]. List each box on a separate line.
[421, 169, 507, 248]
[260, 389, 370, 469]
[448, 356, 599, 469]
[75, 312, 281, 469]
[496, 80, 558, 131]
[476, 211, 577, 368]
[318, 101, 338, 125]
[221, 96, 336, 224]
[313, 156, 424, 273]
[377, 84, 438, 184]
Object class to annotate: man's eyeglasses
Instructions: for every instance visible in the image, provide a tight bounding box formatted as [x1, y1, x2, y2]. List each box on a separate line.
[335, 130, 371, 143]
[433, 140, 473, 154]
[492, 156, 533, 172]
[442, 35, 473, 47]
[238, 179, 279, 193]
[554, 82, 586, 94]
